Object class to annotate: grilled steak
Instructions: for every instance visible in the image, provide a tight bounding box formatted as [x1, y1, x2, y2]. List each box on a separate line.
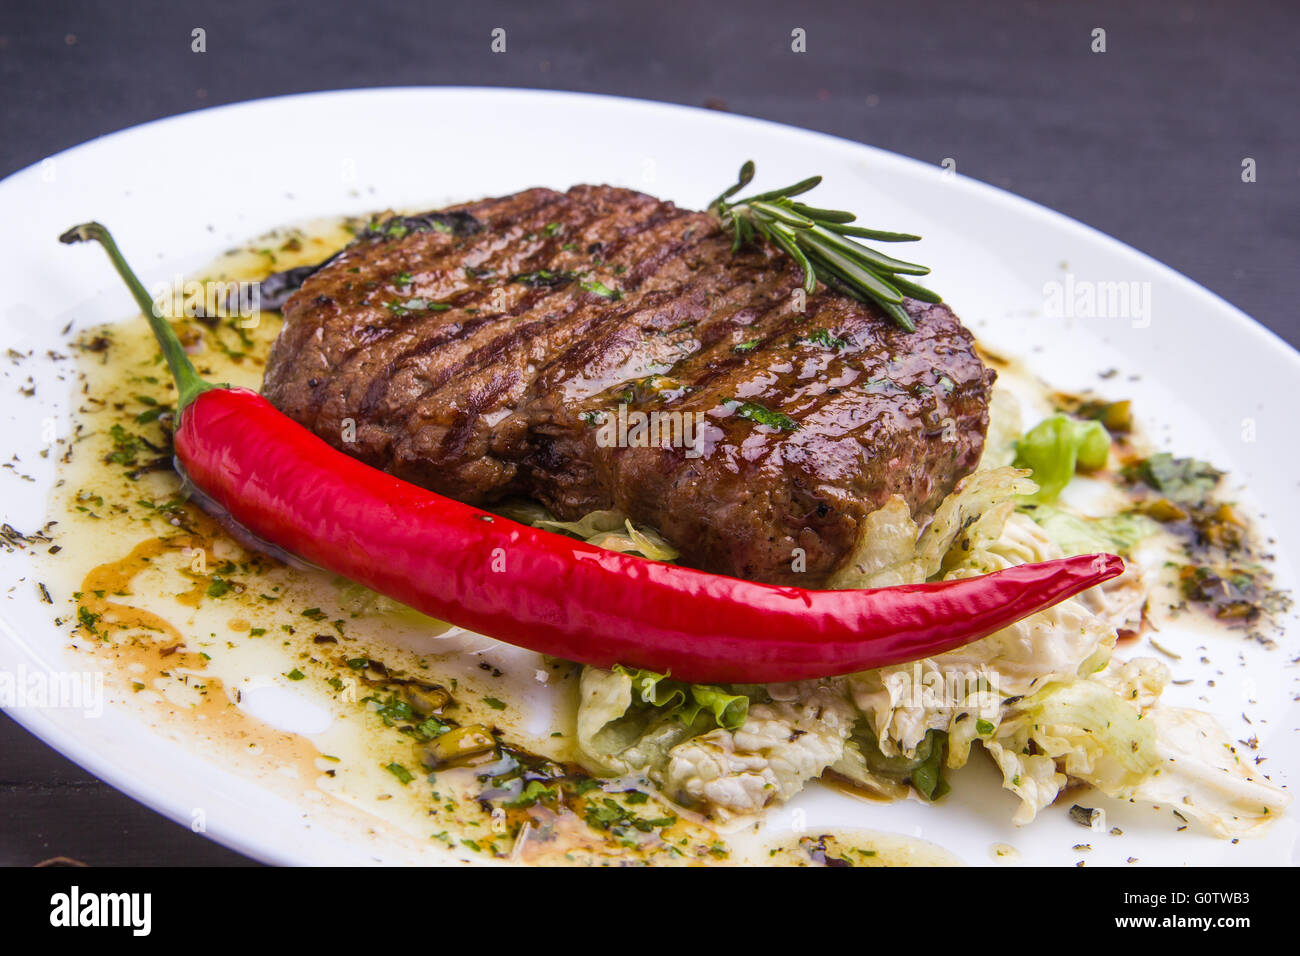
[262, 185, 994, 586]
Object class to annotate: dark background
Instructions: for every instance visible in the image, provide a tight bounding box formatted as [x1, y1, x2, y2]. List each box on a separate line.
[1, 0, 1296, 866]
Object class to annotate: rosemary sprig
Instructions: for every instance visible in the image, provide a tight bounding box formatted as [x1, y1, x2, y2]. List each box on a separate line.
[707, 161, 940, 332]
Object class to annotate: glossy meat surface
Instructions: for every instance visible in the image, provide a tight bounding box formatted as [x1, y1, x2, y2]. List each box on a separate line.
[262, 185, 994, 585]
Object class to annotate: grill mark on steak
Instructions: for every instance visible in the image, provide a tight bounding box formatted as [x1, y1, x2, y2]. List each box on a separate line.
[344, 194, 686, 420]
[263, 184, 995, 586]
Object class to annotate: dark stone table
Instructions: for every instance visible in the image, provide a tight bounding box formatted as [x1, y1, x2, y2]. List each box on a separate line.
[1, 0, 1295, 865]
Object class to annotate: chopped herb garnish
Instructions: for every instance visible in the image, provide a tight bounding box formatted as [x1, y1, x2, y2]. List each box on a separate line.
[76, 605, 100, 633]
[805, 328, 848, 350]
[723, 398, 799, 432]
[135, 405, 169, 425]
[504, 780, 557, 809]
[416, 716, 450, 739]
[510, 269, 577, 288]
[368, 692, 415, 726]
[580, 279, 622, 300]
[582, 797, 675, 835]
[386, 298, 451, 316]
[105, 424, 147, 466]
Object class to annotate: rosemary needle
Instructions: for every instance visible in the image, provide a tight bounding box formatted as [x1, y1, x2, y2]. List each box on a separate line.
[707, 161, 941, 331]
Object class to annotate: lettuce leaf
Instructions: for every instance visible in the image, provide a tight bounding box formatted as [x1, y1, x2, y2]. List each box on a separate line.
[825, 495, 924, 588]
[575, 666, 749, 777]
[689, 684, 750, 730]
[840, 724, 950, 800]
[576, 666, 703, 776]
[1133, 706, 1290, 838]
[908, 731, 951, 801]
[1000, 678, 1159, 801]
[661, 685, 856, 814]
[1020, 503, 1158, 557]
[916, 467, 1038, 576]
[828, 467, 1036, 589]
[491, 501, 681, 562]
[977, 387, 1024, 471]
[620, 665, 686, 709]
[615, 666, 748, 729]
[983, 741, 1066, 825]
[1013, 414, 1111, 503]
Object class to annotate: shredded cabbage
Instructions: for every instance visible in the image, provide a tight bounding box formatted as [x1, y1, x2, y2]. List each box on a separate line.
[574, 666, 748, 778]
[916, 467, 1038, 575]
[493, 500, 681, 561]
[834, 725, 951, 800]
[978, 387, 1025, 471]
[828, 467, 1036, 589]
[577, 667, 696, 776]
[1021, 503, 1158, 557]
[1134, 706, 1290, 838]
[825, 496, 924, 588]
[1003, 678, 1161, 798]
[560, 409, 1288, 839]
[660, 683, 856, 815]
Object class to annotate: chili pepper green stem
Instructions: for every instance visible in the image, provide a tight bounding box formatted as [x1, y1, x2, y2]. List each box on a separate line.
[59, 221, 214, 410]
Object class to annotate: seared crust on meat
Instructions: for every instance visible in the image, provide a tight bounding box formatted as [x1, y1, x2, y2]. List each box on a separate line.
[262, 185, 994, 585]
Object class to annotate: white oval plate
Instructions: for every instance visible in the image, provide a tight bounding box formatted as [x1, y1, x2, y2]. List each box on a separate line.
[1, 88, 1296, 866]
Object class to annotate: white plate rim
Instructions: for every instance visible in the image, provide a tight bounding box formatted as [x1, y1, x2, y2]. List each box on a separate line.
[2, 85, 1296, 866]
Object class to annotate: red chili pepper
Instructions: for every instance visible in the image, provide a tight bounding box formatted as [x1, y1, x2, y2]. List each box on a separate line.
[62, 223, 1124, 684]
